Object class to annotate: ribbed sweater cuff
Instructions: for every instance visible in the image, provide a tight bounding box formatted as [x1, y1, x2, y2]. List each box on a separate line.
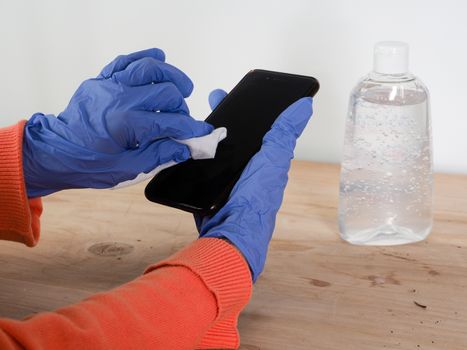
[145, 238, 252, 349]
[0, 121, 42, 246]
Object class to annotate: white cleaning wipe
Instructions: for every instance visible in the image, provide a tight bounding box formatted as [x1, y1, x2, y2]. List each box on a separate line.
[176, 127, 227, 159]
[111, 161, 177, 190]
[112, 127, 227, 189]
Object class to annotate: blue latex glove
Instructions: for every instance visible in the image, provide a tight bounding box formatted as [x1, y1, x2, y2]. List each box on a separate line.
[197, 89, 314, 281]
[23, 48, 213, 198]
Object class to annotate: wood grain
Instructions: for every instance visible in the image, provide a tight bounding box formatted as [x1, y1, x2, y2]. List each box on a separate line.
[0, 161, 466, 349]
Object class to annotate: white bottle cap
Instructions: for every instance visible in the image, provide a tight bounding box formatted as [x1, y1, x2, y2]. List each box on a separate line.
[373, 41, 409, 74]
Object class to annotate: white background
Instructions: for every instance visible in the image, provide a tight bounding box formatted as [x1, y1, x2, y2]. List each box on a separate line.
[0, 0, 465, 173]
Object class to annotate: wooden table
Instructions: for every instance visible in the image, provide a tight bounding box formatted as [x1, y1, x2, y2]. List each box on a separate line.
[1, 161, 466, 349]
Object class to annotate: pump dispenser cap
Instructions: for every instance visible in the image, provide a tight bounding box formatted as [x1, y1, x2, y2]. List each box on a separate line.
[373, 41, 409, 74]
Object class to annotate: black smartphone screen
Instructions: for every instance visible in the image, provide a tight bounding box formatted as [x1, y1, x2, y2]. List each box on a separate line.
[145, 69, 319, 215]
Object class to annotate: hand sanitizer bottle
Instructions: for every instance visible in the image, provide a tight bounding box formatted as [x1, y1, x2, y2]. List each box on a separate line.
[339, 41, 433, 245]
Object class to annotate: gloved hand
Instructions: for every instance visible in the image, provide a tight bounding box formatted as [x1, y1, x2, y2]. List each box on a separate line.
[197, 89, 313, 281]
[23, 48, 213, 198]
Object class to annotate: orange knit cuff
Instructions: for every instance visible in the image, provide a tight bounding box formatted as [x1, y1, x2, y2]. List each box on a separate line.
[145, 238, 253, 349]
[0, 121, 42, 246]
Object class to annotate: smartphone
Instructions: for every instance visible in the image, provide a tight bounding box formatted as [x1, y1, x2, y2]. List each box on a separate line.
[145, 69, 319, 215]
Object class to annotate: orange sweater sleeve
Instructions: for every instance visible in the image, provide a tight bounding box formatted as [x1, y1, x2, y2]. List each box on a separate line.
[0, 122, 253, 349]
[0, 239, 252, 349]
[0, 121, 42, 247]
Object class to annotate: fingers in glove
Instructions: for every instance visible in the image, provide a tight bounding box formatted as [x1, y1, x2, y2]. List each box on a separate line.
[208, 89, 228, 110]
[228, 97, 313, 196]
[128, 82, 189, 115]
[112, 57, 194, 97]
[262, 97, 313, 151]
[99, 48, 165, 78]
[128, 111, 213, 146]
[130, 139, 192, 174]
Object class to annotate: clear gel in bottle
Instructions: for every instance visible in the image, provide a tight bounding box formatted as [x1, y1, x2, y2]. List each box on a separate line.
[339, 41, 433, 245]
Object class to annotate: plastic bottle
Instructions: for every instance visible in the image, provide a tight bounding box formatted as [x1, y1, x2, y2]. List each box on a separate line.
[339, 41, 433, 245]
